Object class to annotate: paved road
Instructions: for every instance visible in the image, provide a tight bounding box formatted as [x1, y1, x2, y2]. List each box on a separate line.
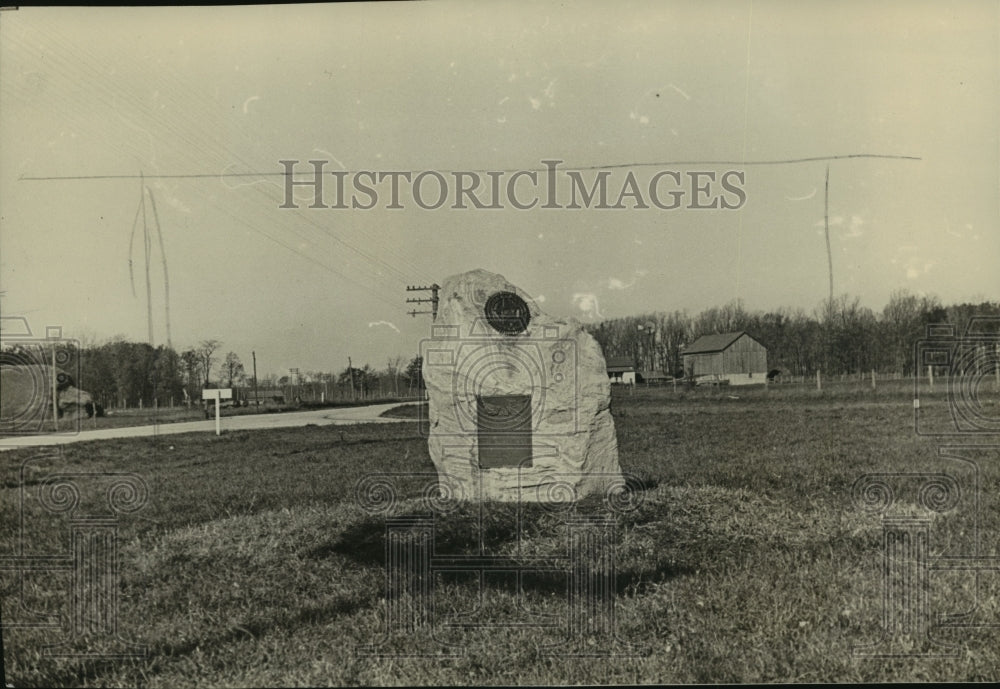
[0, 402, 419, 451]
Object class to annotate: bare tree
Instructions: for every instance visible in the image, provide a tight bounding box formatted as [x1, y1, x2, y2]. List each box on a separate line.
[222, 351, 245, 387]
[198, 339, 221, 388]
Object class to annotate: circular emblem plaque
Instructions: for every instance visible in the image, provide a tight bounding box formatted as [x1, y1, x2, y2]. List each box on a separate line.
[484, 291, 531, 335]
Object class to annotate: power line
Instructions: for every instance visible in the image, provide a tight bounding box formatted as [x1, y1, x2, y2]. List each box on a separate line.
[6, 17, 433, 291]
[18, 153, 923, 182]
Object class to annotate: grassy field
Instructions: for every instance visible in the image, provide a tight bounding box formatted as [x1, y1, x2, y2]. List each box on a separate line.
[2, 382, 999, 685]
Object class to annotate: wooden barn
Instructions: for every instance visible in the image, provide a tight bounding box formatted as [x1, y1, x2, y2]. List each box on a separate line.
[682, 331, 768, 386]
[605, 357, 637, 385]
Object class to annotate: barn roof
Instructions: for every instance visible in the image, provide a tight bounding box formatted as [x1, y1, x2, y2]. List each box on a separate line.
[605, 356, 636, 372]
[682, 331, 764, 355]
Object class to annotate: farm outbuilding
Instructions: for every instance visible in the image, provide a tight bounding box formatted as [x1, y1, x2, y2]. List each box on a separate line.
[637, 370, 672, 385]
[243, 388, 286, 405]
[682, 331, 768, 386]
[605, 357, 637, 385]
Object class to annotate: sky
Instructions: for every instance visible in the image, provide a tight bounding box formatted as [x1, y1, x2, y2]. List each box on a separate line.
[1, 1, 997, 378]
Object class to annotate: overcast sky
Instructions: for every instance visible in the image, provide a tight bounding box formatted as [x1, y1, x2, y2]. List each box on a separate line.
[1, 1, 997, 377]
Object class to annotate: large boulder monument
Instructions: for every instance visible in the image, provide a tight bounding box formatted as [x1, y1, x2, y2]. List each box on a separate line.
[421, 269, 624, 502]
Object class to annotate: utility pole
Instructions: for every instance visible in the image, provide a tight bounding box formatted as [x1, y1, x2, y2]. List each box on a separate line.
[252, 351, 259, 410]
[51, 342, 59, 433]
[140, 172, 154, 345]
[129, 171, 172, 348]
[348, 356, 356, 400]
[406, 284, 440, 319]
[290, 367, 299, 402]
[405, 284, 438, 402]
[824, 163, 833, 305]
[146, 185, 172, 349]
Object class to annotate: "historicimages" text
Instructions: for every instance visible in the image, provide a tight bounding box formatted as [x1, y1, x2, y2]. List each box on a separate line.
[278, 159, 747, 211]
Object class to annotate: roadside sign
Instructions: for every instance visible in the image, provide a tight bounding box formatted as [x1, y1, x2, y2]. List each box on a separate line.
[202, 389, 232, 435]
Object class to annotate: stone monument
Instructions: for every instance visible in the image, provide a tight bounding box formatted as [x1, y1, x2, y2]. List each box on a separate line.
[421, 269, 623, 502]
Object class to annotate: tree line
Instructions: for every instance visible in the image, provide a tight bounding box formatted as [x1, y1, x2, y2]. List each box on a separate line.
[6, 289, 995, 408]
[20, 337, 427, 410]
[583, 289, 1000, 378]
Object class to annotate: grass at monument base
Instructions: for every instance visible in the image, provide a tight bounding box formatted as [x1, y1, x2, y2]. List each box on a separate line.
[2, 384, 998, 685]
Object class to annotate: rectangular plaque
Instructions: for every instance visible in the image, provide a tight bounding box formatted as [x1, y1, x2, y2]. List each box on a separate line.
[476, 394, 533, 469]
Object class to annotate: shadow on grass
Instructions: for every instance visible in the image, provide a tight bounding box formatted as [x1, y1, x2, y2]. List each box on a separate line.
[310, 486, 695, 600]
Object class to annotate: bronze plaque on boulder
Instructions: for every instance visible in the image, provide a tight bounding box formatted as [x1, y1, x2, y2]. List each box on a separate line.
[476, 394, 533, 468]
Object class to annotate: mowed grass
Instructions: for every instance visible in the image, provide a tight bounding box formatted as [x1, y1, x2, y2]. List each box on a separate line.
[2, 383, 999, 685]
